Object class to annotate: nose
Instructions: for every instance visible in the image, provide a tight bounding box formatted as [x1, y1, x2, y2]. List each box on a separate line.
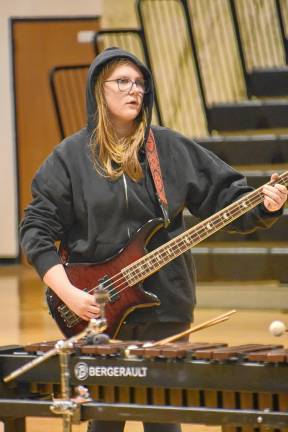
[129, 81, 144, 95]
[129, 82, 138, 94]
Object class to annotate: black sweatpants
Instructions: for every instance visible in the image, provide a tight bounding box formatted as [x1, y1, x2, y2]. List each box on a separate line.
[88, 321, 190, 432]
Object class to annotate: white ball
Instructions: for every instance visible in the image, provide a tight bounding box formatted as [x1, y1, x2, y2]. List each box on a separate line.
[269, 320, 286, 337]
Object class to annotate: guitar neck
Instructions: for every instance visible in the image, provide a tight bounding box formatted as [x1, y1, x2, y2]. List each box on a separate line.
[122, 172, 288, 285]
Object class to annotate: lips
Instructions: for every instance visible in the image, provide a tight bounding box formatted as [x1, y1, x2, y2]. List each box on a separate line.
[125, 101, 140, 111]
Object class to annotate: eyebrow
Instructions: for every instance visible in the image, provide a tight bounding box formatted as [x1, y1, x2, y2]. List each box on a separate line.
[113, 75, 144, 80]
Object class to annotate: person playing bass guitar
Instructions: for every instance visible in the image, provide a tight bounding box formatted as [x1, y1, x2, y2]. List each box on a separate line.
[20, 48, 288, 432]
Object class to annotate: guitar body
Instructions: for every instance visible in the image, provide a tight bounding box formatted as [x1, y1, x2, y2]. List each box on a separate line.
[46, 219, 163, 338]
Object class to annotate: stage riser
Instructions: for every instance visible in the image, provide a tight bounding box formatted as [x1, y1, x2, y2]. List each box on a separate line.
[209, 104, 288, 132]
[248, 69, 288, 98]
[196, 137, 288, 166]
[193, 252, 288, 283]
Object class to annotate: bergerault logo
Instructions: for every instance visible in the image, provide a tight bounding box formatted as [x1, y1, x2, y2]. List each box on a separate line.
[74, 362, 148, 381]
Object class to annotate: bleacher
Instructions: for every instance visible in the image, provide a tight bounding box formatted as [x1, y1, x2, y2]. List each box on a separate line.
[49, 0, 288, 283]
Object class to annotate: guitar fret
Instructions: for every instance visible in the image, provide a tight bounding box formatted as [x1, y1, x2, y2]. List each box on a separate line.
[149, 256, 157, 266]
[184, 236, 190, 245]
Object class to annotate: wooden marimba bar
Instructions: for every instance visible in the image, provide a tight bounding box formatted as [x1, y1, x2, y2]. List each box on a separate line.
[1, 341, 288, 431]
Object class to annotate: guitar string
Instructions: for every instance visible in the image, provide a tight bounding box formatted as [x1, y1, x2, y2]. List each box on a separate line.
[64, 174, 288, 324]
[63, 174, 287, 324]
[123, 174, 288, 284]
[94, 174, 287, 298]
[99, 194, 264, 295]
[64, 194, 265, 327]
[64, 189, 266, 326]
[64, 175, 287, 325]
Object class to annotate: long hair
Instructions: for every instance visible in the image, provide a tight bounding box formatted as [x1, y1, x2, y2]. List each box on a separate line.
[90, 59, 148, 181]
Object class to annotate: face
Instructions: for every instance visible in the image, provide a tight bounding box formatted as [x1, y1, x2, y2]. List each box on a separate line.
[103, 62, 145, 128]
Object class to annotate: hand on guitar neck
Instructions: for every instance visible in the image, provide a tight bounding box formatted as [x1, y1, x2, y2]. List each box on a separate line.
[262, 173, 288, 212]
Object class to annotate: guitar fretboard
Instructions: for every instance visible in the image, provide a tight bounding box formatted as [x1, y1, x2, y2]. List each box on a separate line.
[122, 172, 288, 285]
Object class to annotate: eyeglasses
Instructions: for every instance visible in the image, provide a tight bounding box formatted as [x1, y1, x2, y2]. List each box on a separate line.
[104, 78, 150, 94]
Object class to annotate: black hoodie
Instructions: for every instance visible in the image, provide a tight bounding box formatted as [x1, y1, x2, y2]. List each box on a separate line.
[20, 48, 281, 324]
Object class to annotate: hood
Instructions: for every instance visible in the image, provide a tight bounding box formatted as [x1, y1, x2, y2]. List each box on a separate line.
[86, 47, 154, 138]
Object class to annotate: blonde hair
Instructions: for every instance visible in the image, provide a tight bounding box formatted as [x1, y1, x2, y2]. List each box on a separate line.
[90, 59, 148, 181]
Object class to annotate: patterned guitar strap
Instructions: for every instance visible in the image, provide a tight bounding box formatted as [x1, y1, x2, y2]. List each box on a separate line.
[146, 128, 170, 228]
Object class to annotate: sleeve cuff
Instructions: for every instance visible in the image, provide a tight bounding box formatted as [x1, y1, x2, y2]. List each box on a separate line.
[32, 250, 62, 279]
[258, 203, 283, 217]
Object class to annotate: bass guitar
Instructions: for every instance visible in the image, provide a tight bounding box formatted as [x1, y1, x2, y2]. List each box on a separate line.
[46, 172, 288, 338]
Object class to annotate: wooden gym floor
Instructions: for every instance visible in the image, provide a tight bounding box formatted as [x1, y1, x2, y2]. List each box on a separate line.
[0, 265, 287, 432]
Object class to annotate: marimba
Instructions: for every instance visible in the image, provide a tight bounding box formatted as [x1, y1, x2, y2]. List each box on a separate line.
[1, 341, 288, 431]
